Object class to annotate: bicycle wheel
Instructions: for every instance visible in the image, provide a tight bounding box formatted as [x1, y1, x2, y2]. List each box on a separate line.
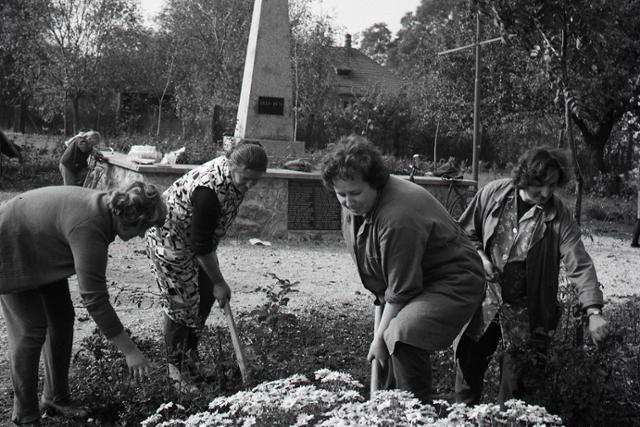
[446, 188, 476, 220]
[83, 158, 105, 189]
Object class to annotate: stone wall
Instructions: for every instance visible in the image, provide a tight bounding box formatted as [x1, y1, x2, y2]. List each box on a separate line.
[96, 152, 477, 240]
[95, 153, 311, 239]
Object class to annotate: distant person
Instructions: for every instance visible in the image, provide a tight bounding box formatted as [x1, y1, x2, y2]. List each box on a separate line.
[631, 188, 640, 248]
[455, 146, 609, 406]
[0, 182, 166, 426]
[59, 130, 105, 186]
[146, 141, 267, 390]
[0, 128, 23, 162]
[320, 135, 484, 403]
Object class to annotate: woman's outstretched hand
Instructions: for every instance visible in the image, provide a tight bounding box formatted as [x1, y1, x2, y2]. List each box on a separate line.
[124, 348, 153, 382]
[214, 281, 231, 308]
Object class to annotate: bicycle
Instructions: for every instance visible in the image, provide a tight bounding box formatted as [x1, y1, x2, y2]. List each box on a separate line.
[82, 153, 108, 189]
[409, 154, 477, 219]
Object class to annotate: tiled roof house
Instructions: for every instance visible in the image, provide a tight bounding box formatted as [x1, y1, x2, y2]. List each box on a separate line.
[329, 35, 406, 104]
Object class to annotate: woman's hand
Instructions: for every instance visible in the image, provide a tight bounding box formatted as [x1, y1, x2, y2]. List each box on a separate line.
[366, 336, 389, 369]
[478, 250, 497, 281]
[588, 313, 609, 345]
[110, 329, 152, 382]
[213, 280, 231, 308]
[124, 348, 152, 382]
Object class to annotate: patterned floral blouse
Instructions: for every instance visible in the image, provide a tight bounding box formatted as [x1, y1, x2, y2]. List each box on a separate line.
[146, 156, 244, 327]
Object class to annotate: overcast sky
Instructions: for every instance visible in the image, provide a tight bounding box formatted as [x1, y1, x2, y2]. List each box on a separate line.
[139, 0, 421, 37]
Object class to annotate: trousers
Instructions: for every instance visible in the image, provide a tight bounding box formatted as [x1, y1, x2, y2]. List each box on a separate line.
[164, 266, 215, 367]
[376, 342, 433, 404]
[454, 321, 548, 406]
[0, 279, 75, 424]
[59, 163, 87, 186]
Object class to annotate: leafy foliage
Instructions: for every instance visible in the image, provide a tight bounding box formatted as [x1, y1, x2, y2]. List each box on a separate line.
[359, 23, 393, 65]
[18, 270, 635, 426]
[155, 0, 252, 139]
[476, 0, 640, 173]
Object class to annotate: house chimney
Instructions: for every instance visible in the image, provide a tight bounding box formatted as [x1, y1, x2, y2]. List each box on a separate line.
[345, 33, 352, 49]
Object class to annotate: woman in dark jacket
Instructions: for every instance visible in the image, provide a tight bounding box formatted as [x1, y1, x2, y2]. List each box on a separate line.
[320, 135, 484, 403]
[0, 181, 166, 426]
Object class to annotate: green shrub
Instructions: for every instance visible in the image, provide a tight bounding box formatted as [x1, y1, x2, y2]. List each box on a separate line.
[44, 278, 640, 426]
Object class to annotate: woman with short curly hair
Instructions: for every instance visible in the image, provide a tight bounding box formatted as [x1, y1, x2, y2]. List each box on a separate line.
[321, 135, 485, 404]
[455, 146, 608, 406]
[0, 181, 166, 426]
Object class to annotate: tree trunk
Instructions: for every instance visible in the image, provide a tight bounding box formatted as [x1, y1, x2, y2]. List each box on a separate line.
[557, 129, 565, 148]
[566, 96, 583, 225]
[582, 132, 607, 173]
[19, 99, 27, 133]
[572, 109, 621, 174]
[72, 93, 80, 134]
[626, 125, 634, 171]
[212, 104, 223, 147]
[156, 99, 163, 138]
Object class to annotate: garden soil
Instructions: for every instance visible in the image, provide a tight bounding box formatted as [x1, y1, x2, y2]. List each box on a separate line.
[0, 216, 638, 423]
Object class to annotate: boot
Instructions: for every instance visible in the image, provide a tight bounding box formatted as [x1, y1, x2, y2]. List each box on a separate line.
[168, 362, 199, 393]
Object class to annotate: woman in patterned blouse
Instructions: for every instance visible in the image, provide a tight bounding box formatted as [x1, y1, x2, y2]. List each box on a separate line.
[146, 141, 267, 390]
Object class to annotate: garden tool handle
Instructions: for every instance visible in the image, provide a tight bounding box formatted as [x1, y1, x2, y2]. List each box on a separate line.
[224, 303, 249, 384]
[370, 303, 383, 397]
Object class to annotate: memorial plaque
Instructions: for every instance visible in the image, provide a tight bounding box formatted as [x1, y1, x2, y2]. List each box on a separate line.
[288, 180, 341, 230]
[257, 96, 285, 115]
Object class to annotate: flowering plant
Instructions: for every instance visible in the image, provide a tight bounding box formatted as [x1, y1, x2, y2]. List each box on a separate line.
[141, 369, 564, 427]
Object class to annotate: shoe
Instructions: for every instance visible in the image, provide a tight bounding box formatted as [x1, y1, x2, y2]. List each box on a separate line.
[168, 363, 200, 393]
[185, 349, 218, 381]
[39, 399, 90, 418]
[631, 243, 639, 248]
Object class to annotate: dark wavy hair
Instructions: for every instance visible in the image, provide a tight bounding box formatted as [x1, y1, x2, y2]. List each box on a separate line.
[108, 181, 166, 228]
[226, 140, 268, 172]
[511, 146, 571, 189]
[320, 135, 389, 190]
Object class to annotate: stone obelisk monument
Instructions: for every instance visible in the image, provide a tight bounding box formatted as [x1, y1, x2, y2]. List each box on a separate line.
[232, 0, 304, 157]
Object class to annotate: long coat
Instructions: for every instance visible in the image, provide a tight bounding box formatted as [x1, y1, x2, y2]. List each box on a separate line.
[342, 176, 485, 353]
[459, 178, 604, 340]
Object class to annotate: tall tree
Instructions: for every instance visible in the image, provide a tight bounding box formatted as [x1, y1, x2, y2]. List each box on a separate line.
[0, 0, 49, 132]
[388, 0, 554, 163]
[157, 0, 252, 139]
[360, 22, 392, 65]
[477, 0, 640, 173]
[290, 0, 338, 149]
[41, 0, 143, 133]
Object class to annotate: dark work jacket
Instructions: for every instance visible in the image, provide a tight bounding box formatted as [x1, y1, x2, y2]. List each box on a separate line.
[460, 178, 603, 340]
[342, 176, 485, 352]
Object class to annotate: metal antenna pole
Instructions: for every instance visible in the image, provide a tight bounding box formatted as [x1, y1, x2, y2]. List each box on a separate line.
[472, 12, 481, 181]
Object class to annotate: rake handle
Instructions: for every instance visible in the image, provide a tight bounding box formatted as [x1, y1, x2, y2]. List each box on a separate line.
[224, 303, 249, 384]
[370, 304, 383, 398]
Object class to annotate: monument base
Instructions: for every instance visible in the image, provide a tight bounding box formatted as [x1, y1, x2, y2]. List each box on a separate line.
[224, 136, 305, 158]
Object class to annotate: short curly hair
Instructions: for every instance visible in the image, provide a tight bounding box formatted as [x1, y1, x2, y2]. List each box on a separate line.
[320, 135, 389, 190]
[108, 181, 166, 229]
[511, 146, 571, 189]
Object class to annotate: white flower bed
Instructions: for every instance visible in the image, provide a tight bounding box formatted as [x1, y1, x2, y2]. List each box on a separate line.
[141, 369, 564, 427]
